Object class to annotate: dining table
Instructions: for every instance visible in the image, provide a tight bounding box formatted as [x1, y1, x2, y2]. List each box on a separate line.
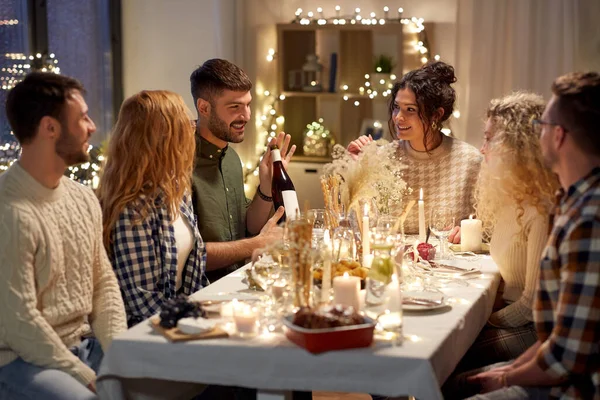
[97, 253, 500, 400]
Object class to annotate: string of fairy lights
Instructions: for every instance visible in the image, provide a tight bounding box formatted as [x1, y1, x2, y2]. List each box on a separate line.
[242, 5, 459, 187]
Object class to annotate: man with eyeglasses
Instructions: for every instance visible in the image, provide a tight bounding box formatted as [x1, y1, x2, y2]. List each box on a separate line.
[464, 71, 600, 399]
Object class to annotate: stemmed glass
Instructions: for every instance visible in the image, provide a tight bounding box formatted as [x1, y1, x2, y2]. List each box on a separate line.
[429, 207, 455, 260]
[307, 209, 327, 249]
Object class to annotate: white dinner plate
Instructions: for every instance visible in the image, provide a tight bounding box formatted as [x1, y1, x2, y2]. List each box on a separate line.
[402, 291, 447, 311]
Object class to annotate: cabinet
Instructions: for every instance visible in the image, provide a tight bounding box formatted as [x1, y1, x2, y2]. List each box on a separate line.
[276, 22, 433, 159]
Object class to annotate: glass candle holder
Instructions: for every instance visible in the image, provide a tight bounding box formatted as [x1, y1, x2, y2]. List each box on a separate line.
[233, 301, 260, 338]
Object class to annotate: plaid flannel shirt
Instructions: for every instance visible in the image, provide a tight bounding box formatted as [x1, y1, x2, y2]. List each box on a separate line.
[534, 167, 600, 399]
[110, 193, 208, 327]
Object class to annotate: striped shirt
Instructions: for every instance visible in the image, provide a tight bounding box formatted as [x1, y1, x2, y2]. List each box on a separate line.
[534, 167, 600, 399]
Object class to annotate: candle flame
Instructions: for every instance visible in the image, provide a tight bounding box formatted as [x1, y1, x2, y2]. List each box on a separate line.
[419, 188, 423, 200]
[343, 272, 349, 278]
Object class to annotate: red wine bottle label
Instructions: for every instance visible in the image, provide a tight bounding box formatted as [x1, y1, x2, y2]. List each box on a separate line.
[272, 149, 282, 162]
[282, 190, 299, 220]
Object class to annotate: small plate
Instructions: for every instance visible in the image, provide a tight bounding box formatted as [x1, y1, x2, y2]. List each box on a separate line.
[449, 243, 490, 254]
[402, 291, 447, 311]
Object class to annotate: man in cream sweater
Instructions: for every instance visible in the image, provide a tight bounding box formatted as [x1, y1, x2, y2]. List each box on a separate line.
[0, 72, 126, 399]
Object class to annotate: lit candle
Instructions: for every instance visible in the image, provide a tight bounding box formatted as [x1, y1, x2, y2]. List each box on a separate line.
[379, 274, 402, 329]
[333, 272, 361, 310]
[362, 203, 370, 265]
[461, 215, 482, 252]
[233, 301, 258, 337]
[418, 188, 426, 242]
[322, 231, 332, 303]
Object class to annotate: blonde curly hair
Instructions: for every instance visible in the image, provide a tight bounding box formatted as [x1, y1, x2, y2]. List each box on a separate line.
[97, 90, 195, 250]
[474, 92, 559, 238]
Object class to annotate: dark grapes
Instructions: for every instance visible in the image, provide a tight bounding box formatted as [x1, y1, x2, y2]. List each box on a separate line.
[158, 294, 207, 328]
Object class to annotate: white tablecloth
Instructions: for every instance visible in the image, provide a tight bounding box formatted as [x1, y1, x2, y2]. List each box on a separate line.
[98, 257, 500, 400]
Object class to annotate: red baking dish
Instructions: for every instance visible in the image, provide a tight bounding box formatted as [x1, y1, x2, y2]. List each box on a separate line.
[282, 314, 376, 354]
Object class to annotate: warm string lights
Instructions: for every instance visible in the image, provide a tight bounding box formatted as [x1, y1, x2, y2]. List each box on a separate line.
[242, 89, 286, 190]
[293, 5, 423, 30]
[1, 52, 60, 90]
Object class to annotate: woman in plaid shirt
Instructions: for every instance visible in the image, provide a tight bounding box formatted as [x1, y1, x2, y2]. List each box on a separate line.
[98, 90, 208, 327]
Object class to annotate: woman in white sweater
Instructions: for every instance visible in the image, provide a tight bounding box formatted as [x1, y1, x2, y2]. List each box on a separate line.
[457, 92, 559, 371]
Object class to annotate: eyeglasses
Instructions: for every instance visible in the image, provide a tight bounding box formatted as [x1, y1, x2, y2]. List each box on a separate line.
[532, 119, 560, 136]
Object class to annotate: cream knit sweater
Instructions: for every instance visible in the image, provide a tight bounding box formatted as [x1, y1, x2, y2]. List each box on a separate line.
[489, 204, 548, 328]
[0, 163, 127, 386]
[396, 136, 482, 234]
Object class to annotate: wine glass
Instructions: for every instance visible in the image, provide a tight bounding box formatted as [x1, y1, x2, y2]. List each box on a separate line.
[376, 215, 398, 235]
[429, 207, 455, 260]
[307, 209, 327, 248]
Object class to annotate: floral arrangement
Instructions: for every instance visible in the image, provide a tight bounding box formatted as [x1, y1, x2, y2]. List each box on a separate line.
[321, 140, 411, 221]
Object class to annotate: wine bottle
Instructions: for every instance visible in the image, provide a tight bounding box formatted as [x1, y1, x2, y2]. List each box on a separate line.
[271, 145, 300, 222]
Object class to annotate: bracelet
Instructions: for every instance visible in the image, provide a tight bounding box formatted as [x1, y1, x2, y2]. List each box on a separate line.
[257, 186, 273, 202]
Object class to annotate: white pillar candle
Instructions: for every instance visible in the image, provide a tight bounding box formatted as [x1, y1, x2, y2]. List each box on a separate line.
[321, 231, 332, 303]
[362, 203, 370, 265]
[333, 272, 361, 310]
[418, 188, 426, 242]
[461, 215, 482, 252]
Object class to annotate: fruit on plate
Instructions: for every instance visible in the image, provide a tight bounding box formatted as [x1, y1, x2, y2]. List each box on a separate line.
[417, 242, 436, 261]
[159, 294, 207, 329]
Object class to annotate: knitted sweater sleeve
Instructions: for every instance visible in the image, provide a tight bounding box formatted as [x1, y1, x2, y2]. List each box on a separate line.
[0, 205, 96, 386]
[490, 212, 548, 328]
[88, 193, 127, 350]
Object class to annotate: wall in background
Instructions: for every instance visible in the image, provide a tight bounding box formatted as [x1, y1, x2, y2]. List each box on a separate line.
[121, 0, 237, 115]
[121, 0, 600, 165]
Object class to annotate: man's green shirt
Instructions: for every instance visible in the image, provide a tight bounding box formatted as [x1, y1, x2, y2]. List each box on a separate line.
[191, 136, 251, 282]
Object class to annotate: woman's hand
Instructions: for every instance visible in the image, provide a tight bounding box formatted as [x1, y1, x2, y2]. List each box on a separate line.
[347, 135, 373, 156]
[448, 226, 461, 244]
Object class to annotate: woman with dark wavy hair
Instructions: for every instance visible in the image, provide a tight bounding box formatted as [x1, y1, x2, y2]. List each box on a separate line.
[348, 61, 482, 234]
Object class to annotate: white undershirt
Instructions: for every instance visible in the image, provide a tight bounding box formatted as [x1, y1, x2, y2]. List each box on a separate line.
[173, 213, 194, 290]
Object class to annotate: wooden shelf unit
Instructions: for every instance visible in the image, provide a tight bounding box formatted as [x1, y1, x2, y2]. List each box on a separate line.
[276, 22, 432, 157]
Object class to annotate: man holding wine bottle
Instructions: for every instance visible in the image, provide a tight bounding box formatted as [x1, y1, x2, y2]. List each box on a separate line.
[190, 58, 296, 282]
